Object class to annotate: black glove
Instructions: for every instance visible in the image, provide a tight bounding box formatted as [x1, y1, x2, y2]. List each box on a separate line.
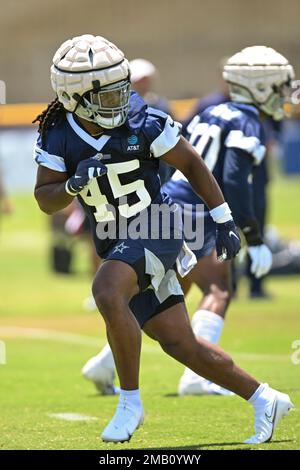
[216, 220, 241, 261]
[65, 156, 107, 196]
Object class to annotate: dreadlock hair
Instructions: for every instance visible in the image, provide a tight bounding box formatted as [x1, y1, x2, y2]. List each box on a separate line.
[32, 97, 66, 145]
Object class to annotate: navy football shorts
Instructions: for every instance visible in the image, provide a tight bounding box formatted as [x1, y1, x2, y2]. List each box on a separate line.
[102, 236, 185, 328]
[129, 287, 184, 328]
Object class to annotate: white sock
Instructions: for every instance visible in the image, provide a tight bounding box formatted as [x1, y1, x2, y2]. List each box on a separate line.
[192, 309, 224, 343]
[248, 383, 271, 408]
[119, 389, 142, 410]
[182, 309, 224, 382]
[95, 343, 115, 370]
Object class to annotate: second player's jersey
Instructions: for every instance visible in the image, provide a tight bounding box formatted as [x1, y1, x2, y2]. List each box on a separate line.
[34, 91, 182, 256]
[164, 102, 266, 215]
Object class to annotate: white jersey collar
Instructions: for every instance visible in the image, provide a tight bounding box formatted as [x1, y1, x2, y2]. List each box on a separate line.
[66, 113, 111, 151]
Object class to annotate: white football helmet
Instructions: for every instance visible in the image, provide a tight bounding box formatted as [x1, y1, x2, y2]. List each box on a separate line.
[50, 34, 131, 128]
[223, 46, 295, 120]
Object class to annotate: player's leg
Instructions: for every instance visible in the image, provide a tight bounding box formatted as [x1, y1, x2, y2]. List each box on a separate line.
[144, 301, 256, 398]
[92, 259, 144, 442]
[82, 251, 119, 395]
[178, 249, 233, 395]
[81, 266, 192, 396]
[81, 248, 225, 395]
[92, 260, 140, 389]
[143, 301, 293, 444]
[95, 232, 184, 441]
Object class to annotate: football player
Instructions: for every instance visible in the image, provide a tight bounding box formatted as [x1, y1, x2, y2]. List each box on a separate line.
[34, 36, 292, 444]
[165, 46, 294, 396]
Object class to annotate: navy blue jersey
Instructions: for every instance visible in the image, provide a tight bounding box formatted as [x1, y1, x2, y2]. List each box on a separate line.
[34, 91, 182, 256]
[181, 91, 229, 135]
[164, 102, 266, 230]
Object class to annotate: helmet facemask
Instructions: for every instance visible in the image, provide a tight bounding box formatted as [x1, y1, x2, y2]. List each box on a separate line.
[74, 79, 131, 129]
[228, 79, 293, 121]
[260, 81, 293, 121]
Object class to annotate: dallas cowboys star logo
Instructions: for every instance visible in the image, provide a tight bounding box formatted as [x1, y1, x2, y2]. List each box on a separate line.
[113, 242, 130, 254]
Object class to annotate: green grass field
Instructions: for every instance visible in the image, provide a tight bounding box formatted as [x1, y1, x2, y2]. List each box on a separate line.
[0, 174, 300, 450]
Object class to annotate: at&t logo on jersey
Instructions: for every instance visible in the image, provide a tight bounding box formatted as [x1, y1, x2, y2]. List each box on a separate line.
[127, 135, 140, 152]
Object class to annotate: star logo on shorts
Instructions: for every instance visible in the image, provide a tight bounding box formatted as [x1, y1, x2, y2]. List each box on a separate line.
[113, 242, 130, 254]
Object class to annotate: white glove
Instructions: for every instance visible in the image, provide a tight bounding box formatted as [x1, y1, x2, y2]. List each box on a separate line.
[248, 245, 273, 278]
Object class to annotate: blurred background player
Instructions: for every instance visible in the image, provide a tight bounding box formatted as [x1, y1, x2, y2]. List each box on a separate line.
[49, 200, 100, 276]
[171, 45, 294, 395]
[171, 46, 294, 394]
[82, 46, 294, 399]
[49, 204, 76, 274]
[182, 57, 275, 300]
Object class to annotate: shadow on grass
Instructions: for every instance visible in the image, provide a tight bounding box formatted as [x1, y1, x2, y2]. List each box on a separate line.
[142, 439, 293, 451]
[162, 393, 233, 398]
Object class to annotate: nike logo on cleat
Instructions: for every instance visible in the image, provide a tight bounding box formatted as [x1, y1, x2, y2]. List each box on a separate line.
[265, 400, 276, 423]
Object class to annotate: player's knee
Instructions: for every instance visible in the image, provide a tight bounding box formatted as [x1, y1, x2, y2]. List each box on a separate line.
[159, 336, 193, 361]
[92, 278, 121, 315]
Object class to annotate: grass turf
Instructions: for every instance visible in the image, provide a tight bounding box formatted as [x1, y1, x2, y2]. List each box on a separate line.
[0, 173, 300, 450]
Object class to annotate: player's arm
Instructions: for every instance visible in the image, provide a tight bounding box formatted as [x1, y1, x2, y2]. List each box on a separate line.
[222, 147, 266, 244]
[34, 158, 107, 215]
[222, 147, 272, 277]
[161, 136, 225, 210]
[222, 148, 257, 231]
[161, 136, 241, 260]
[34, 166, 73, 214]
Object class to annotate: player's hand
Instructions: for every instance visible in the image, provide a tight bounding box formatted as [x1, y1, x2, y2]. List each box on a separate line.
[247, 244, 272, 278]
[65, 156, 107, 196]
[216, 220, 241, 261]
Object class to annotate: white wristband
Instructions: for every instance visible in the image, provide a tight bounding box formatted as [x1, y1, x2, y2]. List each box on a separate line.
[210, 202, 232, 223]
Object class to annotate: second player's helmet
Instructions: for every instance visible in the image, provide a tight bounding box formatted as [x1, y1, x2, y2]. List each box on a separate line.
[223, 46, 295, 120]
[50, 34, 131, 128]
